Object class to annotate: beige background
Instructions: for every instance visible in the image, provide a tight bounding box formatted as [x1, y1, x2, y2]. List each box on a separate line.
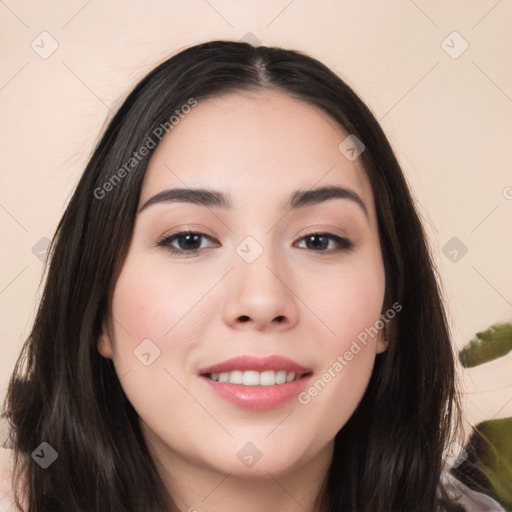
[1, 1, 511, 443]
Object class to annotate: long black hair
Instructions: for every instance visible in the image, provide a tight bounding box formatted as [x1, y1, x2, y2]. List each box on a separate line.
[3, 40, 468, 511]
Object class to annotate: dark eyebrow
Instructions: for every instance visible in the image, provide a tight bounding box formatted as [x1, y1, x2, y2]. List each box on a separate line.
[286, 186, 368, 218]
[138, 188, 233, 213]
[138, 185, 369, 218]
[138, 188, 233, 212]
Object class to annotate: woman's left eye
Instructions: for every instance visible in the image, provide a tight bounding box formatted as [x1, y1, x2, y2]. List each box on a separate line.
[156, 231, 353, 255]
[294, 233, 353, 253]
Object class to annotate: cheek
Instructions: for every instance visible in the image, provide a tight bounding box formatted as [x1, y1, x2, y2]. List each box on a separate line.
[296, 283, 381, 443]
[105, 254, 211, 392]
[109, 255, 216, 349]
[106, 256, 211, 440]
[308, 255, 385, 343]
[294, 254, 384, 431]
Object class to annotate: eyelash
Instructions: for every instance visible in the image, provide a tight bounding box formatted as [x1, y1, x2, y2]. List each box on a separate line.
[156, 229, 353, 256]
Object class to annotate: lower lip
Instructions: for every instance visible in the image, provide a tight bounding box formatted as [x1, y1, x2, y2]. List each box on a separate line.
[200, 374, 312, 410]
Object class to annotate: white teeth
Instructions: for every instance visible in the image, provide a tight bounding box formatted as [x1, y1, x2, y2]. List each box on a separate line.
[242, 371, 260, 386]
[275, 370, 287, 384]
[228, 370, 243, 384]
[208, 370, 301, 385]
[259, 371, 275, 386]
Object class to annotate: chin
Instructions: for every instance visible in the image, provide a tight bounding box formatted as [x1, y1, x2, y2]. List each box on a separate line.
[199, 435, 320, 479]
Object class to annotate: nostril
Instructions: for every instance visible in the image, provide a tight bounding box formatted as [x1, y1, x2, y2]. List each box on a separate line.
[239, 315, 250, 322]
[274, 315, 285, 323]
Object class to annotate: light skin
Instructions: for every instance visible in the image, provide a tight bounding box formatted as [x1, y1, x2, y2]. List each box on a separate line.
[98, 90, 387, 512]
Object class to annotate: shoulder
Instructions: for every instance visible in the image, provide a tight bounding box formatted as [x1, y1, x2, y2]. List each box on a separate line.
[440, 471, 506, 512]
[0, 446, 27, 512]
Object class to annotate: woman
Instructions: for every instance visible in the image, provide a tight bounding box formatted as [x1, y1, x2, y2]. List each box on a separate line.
[1, 40, 505, 511]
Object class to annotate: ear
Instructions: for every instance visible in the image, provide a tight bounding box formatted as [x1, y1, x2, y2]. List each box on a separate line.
[376, 325, 389, 354]
[97, 322, 114, 359]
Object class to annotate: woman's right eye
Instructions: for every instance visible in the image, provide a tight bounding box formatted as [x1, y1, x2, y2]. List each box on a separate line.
[156, 231, 220, 255]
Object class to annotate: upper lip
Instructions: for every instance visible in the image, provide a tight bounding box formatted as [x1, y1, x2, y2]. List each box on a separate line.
[198, 355, 311, 375]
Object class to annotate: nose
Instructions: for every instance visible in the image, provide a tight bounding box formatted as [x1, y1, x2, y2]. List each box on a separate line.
[222, 247, 299, 332]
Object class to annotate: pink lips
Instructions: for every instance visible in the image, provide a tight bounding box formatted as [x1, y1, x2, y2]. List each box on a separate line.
[198, 355, 313, 411]
[198, 355, 310, 375]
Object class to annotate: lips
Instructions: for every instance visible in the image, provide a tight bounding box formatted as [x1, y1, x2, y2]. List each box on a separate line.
[198, 355, 313, 410]
[198, 355, 311, 375]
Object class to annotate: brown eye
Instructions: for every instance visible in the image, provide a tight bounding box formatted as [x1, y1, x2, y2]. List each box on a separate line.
[295, 233, 353, 253]
[157, 231, 219, 254]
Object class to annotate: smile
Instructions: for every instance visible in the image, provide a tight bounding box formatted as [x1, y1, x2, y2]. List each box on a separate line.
[198, 355, 313, 410]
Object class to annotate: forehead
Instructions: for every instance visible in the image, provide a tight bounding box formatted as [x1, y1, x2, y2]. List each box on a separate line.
[140, 90, 374, 216]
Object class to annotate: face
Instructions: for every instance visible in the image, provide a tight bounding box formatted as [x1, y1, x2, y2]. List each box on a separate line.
[98, 90, 387, 479]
